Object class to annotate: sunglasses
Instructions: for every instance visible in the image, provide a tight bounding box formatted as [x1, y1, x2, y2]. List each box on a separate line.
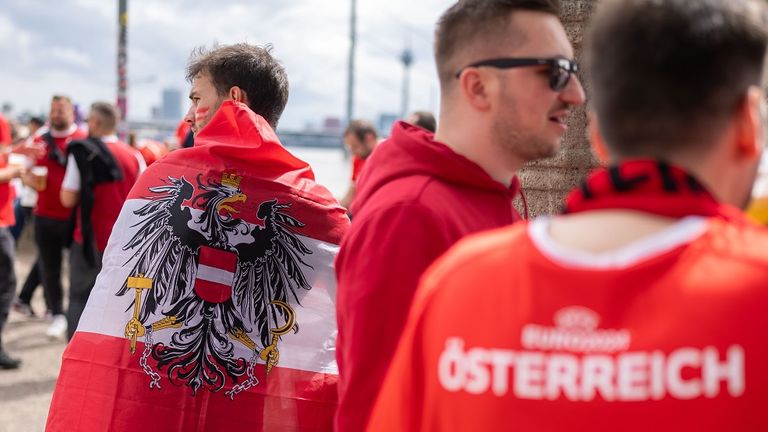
[454, 57, 579, 92]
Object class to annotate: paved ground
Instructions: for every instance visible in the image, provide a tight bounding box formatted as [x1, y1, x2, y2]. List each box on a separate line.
[2, 227, 68, 432]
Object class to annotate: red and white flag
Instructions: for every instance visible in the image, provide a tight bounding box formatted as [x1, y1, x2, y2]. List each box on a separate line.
[47, 101, 350, 431]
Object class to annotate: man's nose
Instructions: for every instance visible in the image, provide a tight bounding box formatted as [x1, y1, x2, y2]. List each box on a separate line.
[562, 75, 586, 106]
[183, 105, 195, 125]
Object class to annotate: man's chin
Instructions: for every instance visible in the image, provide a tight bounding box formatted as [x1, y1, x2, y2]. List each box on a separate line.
[531, 139, 560, 161]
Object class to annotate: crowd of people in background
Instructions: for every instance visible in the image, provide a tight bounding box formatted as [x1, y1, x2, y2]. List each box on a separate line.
[0, 91, 435, 370]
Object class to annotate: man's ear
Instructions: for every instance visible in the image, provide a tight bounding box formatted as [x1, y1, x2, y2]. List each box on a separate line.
[228, 86, 248, 104]
[588, 111, 610, 165]
[734, 86, 765, 160]
[458, 70, 492, 111]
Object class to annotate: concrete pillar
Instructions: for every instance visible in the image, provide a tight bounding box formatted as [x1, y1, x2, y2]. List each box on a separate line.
[517, 0, 598, 217]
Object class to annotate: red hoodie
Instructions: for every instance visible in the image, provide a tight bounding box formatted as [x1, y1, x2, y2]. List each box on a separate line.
[335, 121, 523, 432]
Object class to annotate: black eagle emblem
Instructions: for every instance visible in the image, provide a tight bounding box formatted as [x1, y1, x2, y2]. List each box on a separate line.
[118, 173, 313, 396]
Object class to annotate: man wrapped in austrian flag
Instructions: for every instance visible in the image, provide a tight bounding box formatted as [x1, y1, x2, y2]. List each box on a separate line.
[47, 100, 349, 431]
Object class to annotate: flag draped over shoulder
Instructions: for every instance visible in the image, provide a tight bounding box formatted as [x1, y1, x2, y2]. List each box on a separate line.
[47, 101, 350, 432]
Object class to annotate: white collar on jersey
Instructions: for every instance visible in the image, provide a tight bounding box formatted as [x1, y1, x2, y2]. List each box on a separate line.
[528, 216, 708, 270]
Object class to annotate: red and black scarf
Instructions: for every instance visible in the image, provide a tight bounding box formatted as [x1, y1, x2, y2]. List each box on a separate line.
[563, 159, 746, 222]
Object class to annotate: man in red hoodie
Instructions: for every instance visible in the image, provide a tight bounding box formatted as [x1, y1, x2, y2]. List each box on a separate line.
[334, 1, 585, 430]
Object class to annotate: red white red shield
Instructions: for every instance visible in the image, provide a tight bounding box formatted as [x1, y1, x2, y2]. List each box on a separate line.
[193, 246, 237, 303]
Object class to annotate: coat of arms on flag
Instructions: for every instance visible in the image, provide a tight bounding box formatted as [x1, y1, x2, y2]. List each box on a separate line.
[117, 171, 315, 396]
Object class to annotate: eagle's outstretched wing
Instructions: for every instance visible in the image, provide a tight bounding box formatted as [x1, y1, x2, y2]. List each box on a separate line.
[231, 199, 314, 349]
[116, 176, 199, 320]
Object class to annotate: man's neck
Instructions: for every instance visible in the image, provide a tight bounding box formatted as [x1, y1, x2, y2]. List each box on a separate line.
[548, 211, 680, 253]
[435, 120, 521, 187]
[50, 123, 76, 138]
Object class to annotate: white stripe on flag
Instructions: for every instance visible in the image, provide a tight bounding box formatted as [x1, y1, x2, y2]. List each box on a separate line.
[196, 264, 235, 285]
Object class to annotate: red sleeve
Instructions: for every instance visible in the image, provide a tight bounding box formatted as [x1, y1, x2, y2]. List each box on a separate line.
[0, 116, 11, 145]
[351, 156, 365, 182]
[335, 203, 452, 432]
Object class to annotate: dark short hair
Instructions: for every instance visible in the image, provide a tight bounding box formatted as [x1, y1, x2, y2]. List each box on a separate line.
[28, 116, 45, 128]
[51, 95, 73, 106]
[186, 43, 289, 128]
[344, 119, 378, 142]
[409, 111, 437, 133]
[586, 0, 768, 157]
[90, 101, 119, 132]
[434, 0, 560, 89]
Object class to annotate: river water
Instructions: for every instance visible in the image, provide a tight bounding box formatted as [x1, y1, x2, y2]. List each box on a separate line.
[288, 146, 351, 199]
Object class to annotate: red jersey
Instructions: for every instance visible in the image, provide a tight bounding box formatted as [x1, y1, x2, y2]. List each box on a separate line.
[72, 141, 142, 251]
[34, 125, 87, 220]
[351, 155, 365, 182]
[368, 217, 768, 431]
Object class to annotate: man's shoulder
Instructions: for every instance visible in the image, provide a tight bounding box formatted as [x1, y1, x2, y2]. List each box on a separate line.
[702, 218, 768, 266]
[357, 174, 475, 217]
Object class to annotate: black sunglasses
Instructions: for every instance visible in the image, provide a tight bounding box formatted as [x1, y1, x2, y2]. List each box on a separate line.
[454, 57, 579, 92]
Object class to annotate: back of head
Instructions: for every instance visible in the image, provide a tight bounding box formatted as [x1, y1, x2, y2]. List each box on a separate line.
[344, 119, 378, 142]
[586, 0, 768, 158]
[434, 0, 560, 93]
[408, 111, 437, 133]
[29, 116, 45, 131]
[90, 101, 119, 134]
[186, 43, 289, 128]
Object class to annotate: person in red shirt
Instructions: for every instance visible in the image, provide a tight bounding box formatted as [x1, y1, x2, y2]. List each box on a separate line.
[60, 102, 144, 340]
[368, 0, 768, 430]
[339, 119, 377, 212]
[21, 95, 87, 339]
[0, 146, 24, 368]
[334, 1, 586, 431]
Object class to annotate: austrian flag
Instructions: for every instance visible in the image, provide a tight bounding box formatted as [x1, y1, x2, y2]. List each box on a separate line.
[47, 101, 350, 431]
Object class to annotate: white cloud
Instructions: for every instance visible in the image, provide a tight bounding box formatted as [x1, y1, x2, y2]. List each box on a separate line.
[47, 47, 93, 68]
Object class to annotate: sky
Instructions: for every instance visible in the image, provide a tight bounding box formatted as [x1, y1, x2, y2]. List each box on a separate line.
[0, 0, 454, 131]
